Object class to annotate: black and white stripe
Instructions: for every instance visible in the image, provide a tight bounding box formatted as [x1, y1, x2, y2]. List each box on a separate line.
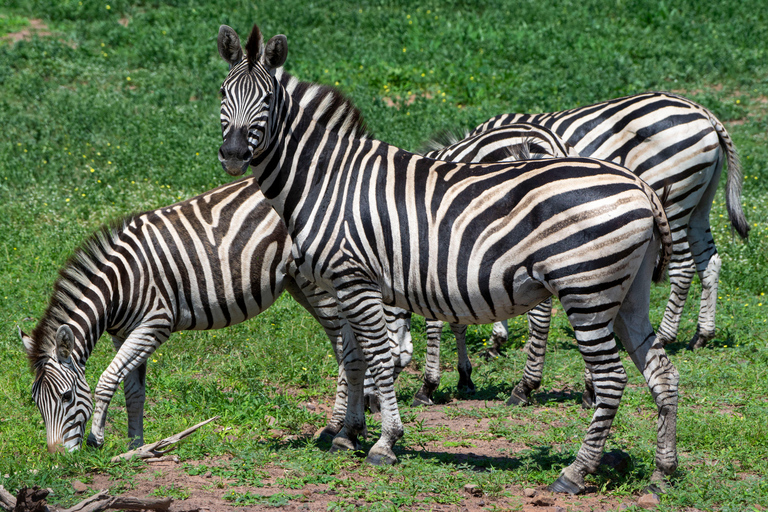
[216, 24, 679, 493]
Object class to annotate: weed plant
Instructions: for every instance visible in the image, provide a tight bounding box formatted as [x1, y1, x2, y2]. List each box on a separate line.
[1, 0, 767, 510]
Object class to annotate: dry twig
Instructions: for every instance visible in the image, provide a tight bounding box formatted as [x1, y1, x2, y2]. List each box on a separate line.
[0, 487, 172, 512]
[111, 416, 220, 462]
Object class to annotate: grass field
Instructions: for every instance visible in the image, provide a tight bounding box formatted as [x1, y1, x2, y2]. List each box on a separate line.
[1, 1, 767, 510]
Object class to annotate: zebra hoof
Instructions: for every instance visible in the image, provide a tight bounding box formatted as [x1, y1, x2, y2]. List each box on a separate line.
[506, 386, 530, 407]
[480, 348, 503, 360]
[364, 394, 381, 414]
[412, 395, 434, 407]
[314, 425, 342, 445]
[457, 379, 476, 395]
[548, 473, 584, 495]
[365, 451, 398, 466]
[328, 441, 362, 455]
[86, 433, 104, 449]
[581, 392, 596, 410]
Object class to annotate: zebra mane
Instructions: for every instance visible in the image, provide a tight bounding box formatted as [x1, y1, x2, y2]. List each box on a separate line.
[415, 128, 471, 155]
[275, 68, 372, 139]
[25, 216, 133, 373]
[244, 24, 264, 69]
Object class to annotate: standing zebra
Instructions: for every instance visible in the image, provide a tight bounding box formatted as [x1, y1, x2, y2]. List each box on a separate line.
[21, 175, 411, 452]
[216, 24, 678, 493]
[418, 92, 749, 409]
[475, 93, 748, 354]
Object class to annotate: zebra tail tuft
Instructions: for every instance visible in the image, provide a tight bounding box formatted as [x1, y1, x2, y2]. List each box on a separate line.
[710, 112, 750, 240]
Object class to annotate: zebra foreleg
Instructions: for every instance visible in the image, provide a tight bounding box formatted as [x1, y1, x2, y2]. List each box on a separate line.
[329, 323, 366, 454]
[284, 275, 349, 440]
[88, 328, 166, 448]
[334, 284, 403, 465]
[507, 298, 551, 406]
[413, 320, 444, 406]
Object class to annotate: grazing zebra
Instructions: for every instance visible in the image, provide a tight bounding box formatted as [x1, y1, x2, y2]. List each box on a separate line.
[20, 176, 410, 452]
[413, 125, 577, 406]
[216, 24, 678, 493]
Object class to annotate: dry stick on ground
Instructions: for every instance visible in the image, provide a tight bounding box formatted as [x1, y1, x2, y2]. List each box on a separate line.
[0, 487, 172, 512]
[111, 415, 220, 462]
[0, 417, 220, 512]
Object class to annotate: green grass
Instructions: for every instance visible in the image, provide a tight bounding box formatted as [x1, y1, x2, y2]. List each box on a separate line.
[1, 0, 767, 510]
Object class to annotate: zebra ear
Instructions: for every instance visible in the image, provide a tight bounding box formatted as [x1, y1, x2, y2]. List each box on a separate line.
[218, 25, 244, 66]
[262, 35, 287, 71]
[55, 325, 75, 362]
[20, 328, 35, 356]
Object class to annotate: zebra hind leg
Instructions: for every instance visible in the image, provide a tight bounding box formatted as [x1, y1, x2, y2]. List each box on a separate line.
[688, 252, 721, 350]
[122, 362, 147, 449]
[655, 240, 695, 347]
[685, 157, 724, 351]
[507, 298, 551, 406]
[450, 323, 475, 394]
[614, 239, 680, 488]
[485, 319, 509, 358]
[548, 318, 627, 494]
[413, 320, 444, 406]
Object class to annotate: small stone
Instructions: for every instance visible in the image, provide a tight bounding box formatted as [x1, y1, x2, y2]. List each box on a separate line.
[523, 487, 537, 498]
[72, 480, 88, 493]
[204, 471, 212, 478]
[464, 483, 483, 496]
[637, 492, 661, 509]
[305, 403, 316, 411]
[478, 500, 485, 506]
[532, 496, 554, 506]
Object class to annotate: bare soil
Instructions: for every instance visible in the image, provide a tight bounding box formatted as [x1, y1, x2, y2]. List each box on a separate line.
[64, 398, 650, 512]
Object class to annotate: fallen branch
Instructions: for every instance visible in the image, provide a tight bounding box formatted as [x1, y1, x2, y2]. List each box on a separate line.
[0, 487, 172, 512]
[0, 486, 16, 511]
[111, 416, 220, 462]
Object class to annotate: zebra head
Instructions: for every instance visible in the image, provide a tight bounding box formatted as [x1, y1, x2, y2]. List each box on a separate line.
[21, 324, 93, 453]
[217, 24, 288, 176]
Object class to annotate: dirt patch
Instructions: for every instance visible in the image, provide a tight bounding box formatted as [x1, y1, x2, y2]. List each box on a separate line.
[50, 397, 652, 511]
[1, 18, 51, 44]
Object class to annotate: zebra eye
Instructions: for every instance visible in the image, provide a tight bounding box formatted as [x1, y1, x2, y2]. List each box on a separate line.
[62, 390, 73, 403]
[220, 88, 227, 99]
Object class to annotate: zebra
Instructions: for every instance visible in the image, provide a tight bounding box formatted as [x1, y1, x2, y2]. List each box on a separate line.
[475, 93, 749, 352]
[416, 92, 749, 409]
[455, 92, 749, 408]
[20, 175, 412, 453]
[216, 23, 678, 493]
[412, 124, 578, 406]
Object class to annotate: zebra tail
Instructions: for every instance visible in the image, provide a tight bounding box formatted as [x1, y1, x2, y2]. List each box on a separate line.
[707, 109, 750, 240]
[643, 181, 673, 284]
